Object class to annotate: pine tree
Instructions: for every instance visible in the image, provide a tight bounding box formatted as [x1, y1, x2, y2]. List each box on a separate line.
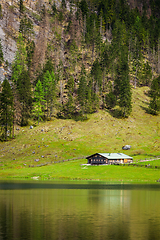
[118, 46, 132, 117]
[105, 91, 117, 109]
[61, 0, 66, 9]
[79, 0, 88, 18]
[0, 39, 4, 66]
[149, 76, 160, 115]
[132, 37, 142, 88]
[0, 4, 3, 19]
[43, 70, 56, 118]
[62, 75, 75, 119]
[0, 79, 14, 141]
[32, 80, 45, 124]
[19, 0, 24, 14]
[11, 33, 28, 125]
[77, 65, 87, 114]
[19, 15, 34, 40]
[91, 59, 102, 94]
[17, 70, 32, 126]
[26, 40, 35, 70]
[12, 33, 27, 85]
[52, 2, 57, 15]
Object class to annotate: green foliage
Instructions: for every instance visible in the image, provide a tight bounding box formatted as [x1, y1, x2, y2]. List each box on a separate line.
[0, 39, 4, 66]
[138, 62, 152, 86]
[0, 79, 14, 141]
[60, 92, 76, 119]
[3, 0, 160, 126]
[17, 70, 32, 126]
[91, 59, 102, 93]
[114, 46, 132, 117]
[52, 2, 57, 15]
[111, 20, 128, 58]
[68, 40, 78, 70]
[26, 40, 35, 70]
[105, 91, 117, 109]
[40, 5, 46, 19]
[0, 4, 2, 19]
[86, 81, 99, 113]
[77, 65, 87, 113]
[12, 33, 27, 84]
[66, 75, 74, 94]
[149, 76, 160, 115]
[32, 80, 45, 124]
[19, 0, 24, 14]
[43, 70, 56, 118]
[19, 15, 34, 39]
[79, 0, 88, 18]
[58, 11, 63, 22]
[61, 0, 66, 9]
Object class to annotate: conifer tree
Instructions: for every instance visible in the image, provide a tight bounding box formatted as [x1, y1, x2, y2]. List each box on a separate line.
[12, 33, 27, 85]
[77, 65, 87, 114]
[105, 91, 117, 110]
[19, 15, 34, 40]
[61, 0, 66, 9]
[85, 81, 98, 114]
[132, 37, 142, 88]
[0, 4, 2, 19]
[149, 76, 160, 115]
[79, 0, 88, 18]
[91, 59, 102, 94]
[0, 39, 4, 66]
[26, 40, 35, 70]
[62, 75, 75, 119]
[52, 2, 57, 15]
[0, 79, 14, 141]
[32, 80, 45, 124]
[11, 33, 29, 125]
[19, 0, 24, 14]
[17, 70, 32, 126]
[43, 70, 56, 118]
[117, 46, 132, 117]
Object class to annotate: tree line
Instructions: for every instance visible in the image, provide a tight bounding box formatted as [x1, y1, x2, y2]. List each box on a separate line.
[0, 0, 160, 141]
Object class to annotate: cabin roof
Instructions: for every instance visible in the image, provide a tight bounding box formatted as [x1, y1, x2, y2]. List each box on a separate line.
[87, 153, 133, 160]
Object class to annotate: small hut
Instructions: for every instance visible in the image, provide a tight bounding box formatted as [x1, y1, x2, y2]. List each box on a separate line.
[86, 153, 133, 165]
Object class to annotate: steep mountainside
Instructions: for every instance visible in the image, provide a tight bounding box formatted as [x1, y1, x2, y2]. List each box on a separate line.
[0, 0, 155, 82]
[0, 0, 160, 141]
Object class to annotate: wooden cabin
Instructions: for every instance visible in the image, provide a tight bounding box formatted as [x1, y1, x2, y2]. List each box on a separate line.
[86, 153, 133, 165]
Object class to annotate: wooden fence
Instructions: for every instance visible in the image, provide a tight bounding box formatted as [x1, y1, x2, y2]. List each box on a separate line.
[28, 156, 160, 168]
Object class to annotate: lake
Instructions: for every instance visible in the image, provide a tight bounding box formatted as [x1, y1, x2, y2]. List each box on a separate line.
[0, 181, 160, 240]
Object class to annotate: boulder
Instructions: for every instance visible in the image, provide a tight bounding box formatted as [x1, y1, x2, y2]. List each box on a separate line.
[122, 145, 131, 150]
[34, 159, 39, 162]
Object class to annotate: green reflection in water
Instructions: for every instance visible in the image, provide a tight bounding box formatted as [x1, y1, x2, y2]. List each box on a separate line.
[0, 182, 160, 240]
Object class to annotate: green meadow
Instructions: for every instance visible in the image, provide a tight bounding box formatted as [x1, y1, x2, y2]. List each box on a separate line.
[0, 87, 160, 182]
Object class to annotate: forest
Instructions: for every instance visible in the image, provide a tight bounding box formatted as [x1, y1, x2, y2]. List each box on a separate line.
[0, 0, 160, 141]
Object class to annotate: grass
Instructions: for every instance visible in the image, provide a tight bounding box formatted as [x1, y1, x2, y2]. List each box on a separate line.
[0, 86, 160, 182]
[0, 160, 160, 183]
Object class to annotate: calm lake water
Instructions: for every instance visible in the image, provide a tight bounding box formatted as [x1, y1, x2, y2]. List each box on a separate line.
[0, 181, 160, 240]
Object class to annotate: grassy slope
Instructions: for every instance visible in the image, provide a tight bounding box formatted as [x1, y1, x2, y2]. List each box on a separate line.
[0, 86, 160, 182]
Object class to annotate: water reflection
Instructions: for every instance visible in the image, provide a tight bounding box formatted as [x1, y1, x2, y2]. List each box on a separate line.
[0, 181, 160, 240]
